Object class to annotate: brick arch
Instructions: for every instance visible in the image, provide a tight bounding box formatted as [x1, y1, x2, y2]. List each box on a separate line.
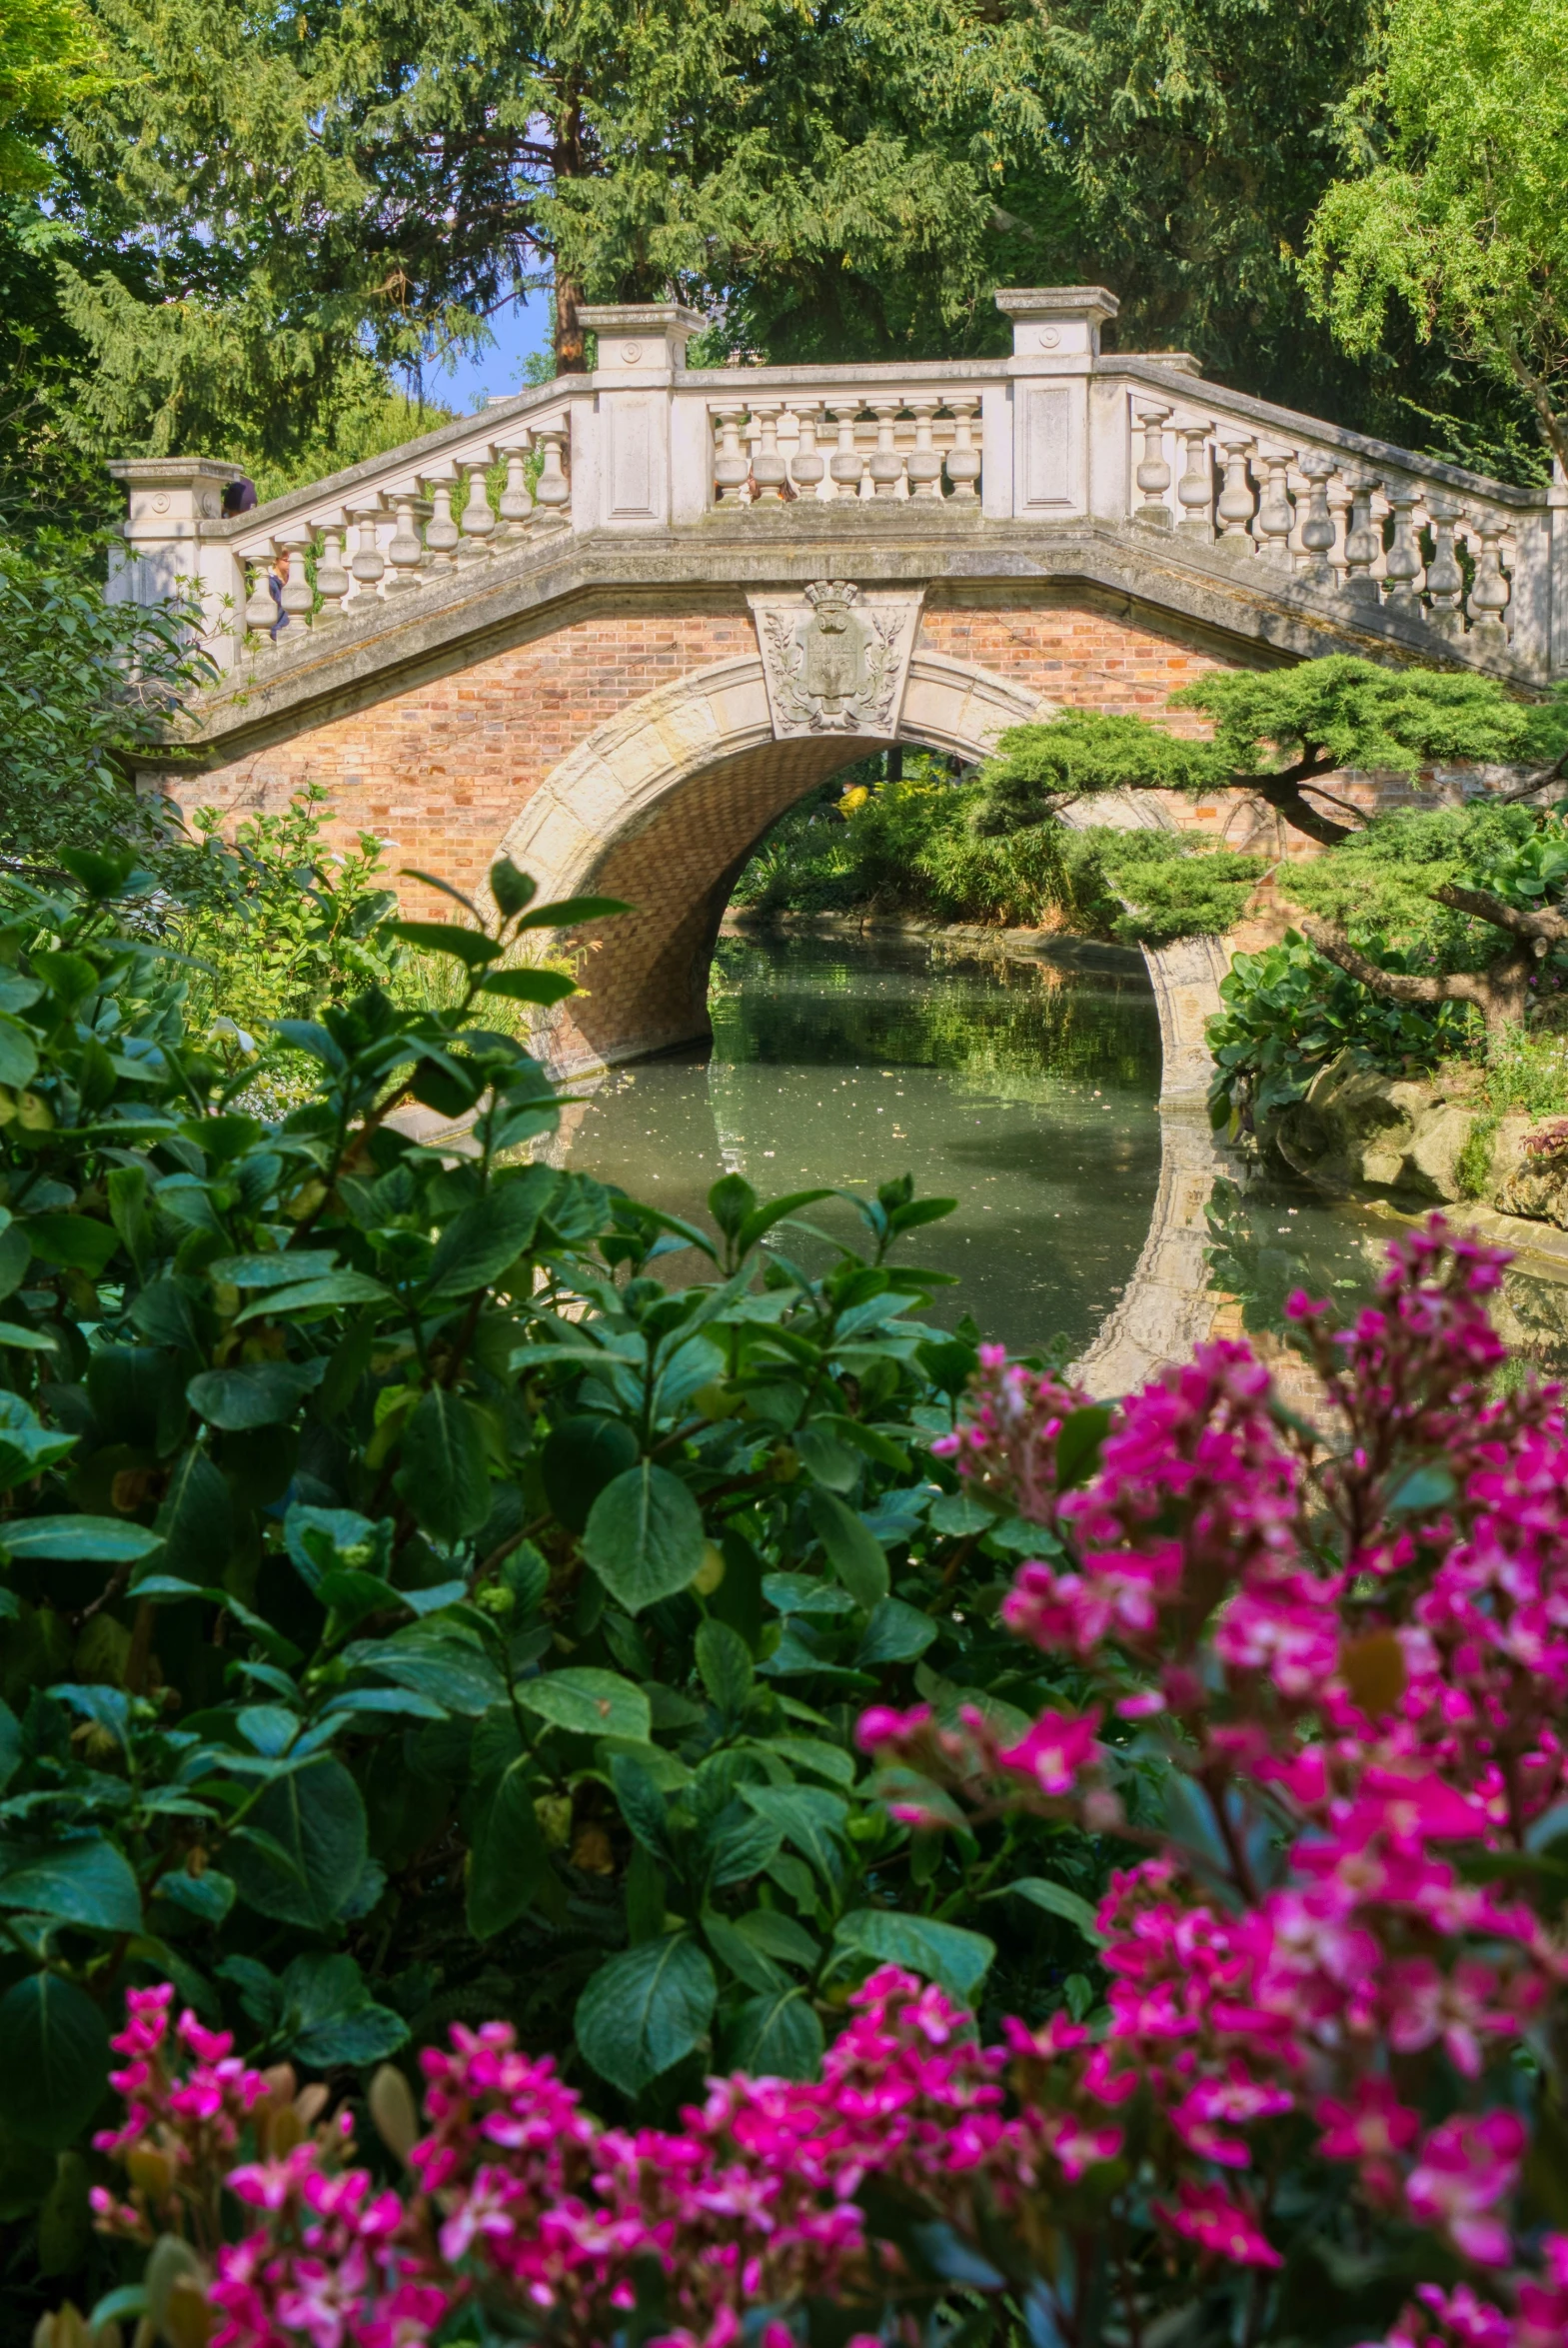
[500, 650, 1054, 1071]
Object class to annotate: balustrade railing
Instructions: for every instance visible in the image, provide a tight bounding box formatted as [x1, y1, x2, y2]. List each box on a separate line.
[706, 392, 983, 507]
[228, 418, 573, 657]
[106, 289, 1567, 683]
[1120, 388, 1533, 650]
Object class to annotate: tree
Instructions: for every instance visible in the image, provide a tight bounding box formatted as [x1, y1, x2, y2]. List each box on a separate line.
[1304, 0, 1568, 475]
[973, 656, 1568, 850]
[0, 0, 95, 192]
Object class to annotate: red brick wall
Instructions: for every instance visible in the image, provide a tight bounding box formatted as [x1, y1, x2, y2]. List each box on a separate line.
[155, 588, 1248, 916]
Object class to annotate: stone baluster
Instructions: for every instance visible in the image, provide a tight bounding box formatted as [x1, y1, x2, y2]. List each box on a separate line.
[1341, 469, 1381, 605]
[1254, 447, 1295, 567]
[242, 555, 279, 651]
[457, 450, 497, 563]
[943, 397, 980, 499]
[1382, 481, 1425, 616]
[1215, 435, 1256, 552]
[423, 470, 460, 570]
[1175, 425, 1213, 539]
[1133, 403, 1173, 527]
[1296, 451, 1337, 588]
[348, 497, 387, 597]
[384, 493, 426, 592]
[314, 519, 351, 625]
[713, 407, 750, 506]
[532, 427, 571, 533]
[905, 399, 943, 498]
[496, 445, 534, 544]
[1423, 492, 1465, 637]
[827, 403, 864, 498]
[277, 524, 316, 623]
[1468, 518, 1511, 644]
[868, 402, 905, 497]
[750, 404, 788, 505]
[1326, 472, 1353, 584]
[788, 403, 824, 499]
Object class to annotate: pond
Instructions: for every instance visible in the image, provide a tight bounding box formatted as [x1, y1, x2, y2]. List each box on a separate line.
[557, 931, 1568, 1377]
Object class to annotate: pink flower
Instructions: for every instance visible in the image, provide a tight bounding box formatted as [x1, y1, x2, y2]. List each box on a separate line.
[1156, 2181, 1281, 2268]
[1405, 2111, 1525, 2267]
[996, 1708, 1101, 1794]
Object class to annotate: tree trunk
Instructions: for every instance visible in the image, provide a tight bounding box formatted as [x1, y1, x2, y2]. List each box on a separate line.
[1301, 919, 1536, 1036]
[552, 88, 588, 374]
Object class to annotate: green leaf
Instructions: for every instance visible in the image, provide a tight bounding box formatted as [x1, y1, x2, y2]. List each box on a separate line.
[237, 1272, 391, 1320]
[387, 920, 501, 967]
[23, 1214, 119, 1276]
[349, 1632, 505, 1715]
[0, 1974, 111, 2148]
[807, 1489, 888, 1609]
[478, 968, 578, 1005]
[793, 1422, 860, 1493]
[735, 1188, 834, 1255]
[426, 1168, 557, 1299]
[276, 1951, 410, 2067]
[1054, 1405, 1112, 1490]
[832, 1909, 995, 2004]
[856, 1596, 938, 1667]
[0, 1014, 39, 1089]
[0, 1836, 142, 1932]
[740, 1784, 846, 1881]
[575, 1934, 717, 2095]
[514, 895, 631, 931]
[994, 1876, 1106, 1946]
[759, 1734, 855, 1788]
[210, 1251, 343, 1288]
[467, 1758, 553, 1938]
[584, 1462, 706, 1614]
[696, 1619, 754, 1716]
[0, 1517, 163, 1563]
[226, 1757, 369, 1930]
[726, 1988, 823, 2080]
[488, 858, 537, 919]
[0, 1698, 21, 1794]
[187, 1358, 326, 1429]
[517, 1668, 651, 1741]
[394, 1387, 492, 1542]
[541, 1414, 640, 1533]
[156, 1446, 232, 1582]
[1389, 1462, 1458, 1513]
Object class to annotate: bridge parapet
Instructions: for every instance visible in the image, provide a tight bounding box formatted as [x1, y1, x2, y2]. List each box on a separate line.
[109, 286, 1568, 689]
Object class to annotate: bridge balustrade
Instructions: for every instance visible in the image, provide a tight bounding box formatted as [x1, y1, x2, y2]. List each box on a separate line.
[106, 287, 1568, 686]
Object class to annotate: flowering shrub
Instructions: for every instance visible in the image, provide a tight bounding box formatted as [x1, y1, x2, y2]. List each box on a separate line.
[59, 1220, 1568, 2348]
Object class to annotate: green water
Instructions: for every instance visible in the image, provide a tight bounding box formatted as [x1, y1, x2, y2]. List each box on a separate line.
[561, 933, 1163, 1355]
[559, 932, 1568, 1374]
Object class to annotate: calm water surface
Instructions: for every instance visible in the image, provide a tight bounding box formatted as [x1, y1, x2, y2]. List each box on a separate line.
[559, 933, 1568, 1373]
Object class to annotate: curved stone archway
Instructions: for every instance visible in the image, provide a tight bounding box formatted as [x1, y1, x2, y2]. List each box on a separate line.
[499, 648, 1057, 1070]
[498, 646, 1234, 1394]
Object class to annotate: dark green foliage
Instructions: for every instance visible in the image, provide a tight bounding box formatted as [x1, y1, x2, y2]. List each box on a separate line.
[1205, 933, 1477, 1128]
[0, 538, 211, 864]
[733, 764, 1262, 944]
[0, 847, 1117, 2334]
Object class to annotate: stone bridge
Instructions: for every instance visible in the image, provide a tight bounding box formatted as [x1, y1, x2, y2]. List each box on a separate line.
[114, 285, 1568, 1092]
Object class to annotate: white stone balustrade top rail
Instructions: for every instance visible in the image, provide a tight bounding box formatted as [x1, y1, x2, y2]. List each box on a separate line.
[107, 288, 1568, 684]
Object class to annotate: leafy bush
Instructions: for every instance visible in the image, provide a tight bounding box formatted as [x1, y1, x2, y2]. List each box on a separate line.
[1205, 933, 1477, 1127]
[0, 537, 212, 866]
[1283, 802, 1561, 970]
[0, 846, 1114, 2339]
[58, 1223, 1568, 2348]
[733, 771, 1263, 943]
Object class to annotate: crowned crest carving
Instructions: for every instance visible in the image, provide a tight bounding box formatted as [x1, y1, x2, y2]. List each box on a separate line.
[748, 581, 923, 738]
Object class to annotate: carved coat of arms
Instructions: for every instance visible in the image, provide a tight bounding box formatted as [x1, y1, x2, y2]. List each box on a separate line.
[750, 581, 921, 738]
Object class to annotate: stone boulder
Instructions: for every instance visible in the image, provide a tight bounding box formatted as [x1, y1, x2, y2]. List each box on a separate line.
[1263, 1055, 1479, 1203]
[1494, 1138, 1568, 1229]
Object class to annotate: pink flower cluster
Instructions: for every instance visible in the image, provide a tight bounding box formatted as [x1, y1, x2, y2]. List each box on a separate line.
[90, 1984, 272, 2248]
[861, 1219, 1568, 2345]
[930, 1345, 1088, 1529]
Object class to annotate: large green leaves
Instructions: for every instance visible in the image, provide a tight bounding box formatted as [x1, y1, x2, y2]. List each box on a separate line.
[395, 1387, 491, 1541]
[227, 1759, 369, 1930]
[584, 1462, 705, 1613]
[467, 1760, 553, 1939]
[516, 1669, 651, 1741]
[0, 1975, 111, 2148]
[808, 1489, 889, 1609]
[187, 1359, 325, 1429]
[576, 1934, 717, 2095]
[426, 1168, 558, 1300]
[832, 1909, 995, 2005]
[0, 1836, 142, 1932]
